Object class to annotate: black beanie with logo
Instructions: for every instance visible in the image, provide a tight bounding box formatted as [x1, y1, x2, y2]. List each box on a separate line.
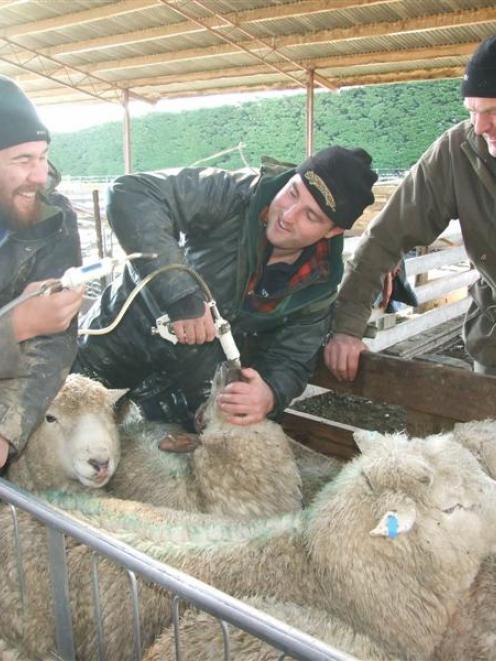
[461, 35, 496, 98]
[0, 75, 50, 151]
[296, 145, 378, 230]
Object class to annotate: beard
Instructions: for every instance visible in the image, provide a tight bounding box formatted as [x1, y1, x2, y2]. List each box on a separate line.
[0, 187, 42, 231]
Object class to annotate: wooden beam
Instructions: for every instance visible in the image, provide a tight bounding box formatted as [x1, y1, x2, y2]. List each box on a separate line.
[0, 0, 160, 38]
[311, 352, 496, 422]
[15, 7, 492, 80]
[281, 410, 359, 459]
[13, 1, 401, 57]
[365, 298, 471, 352]
[17, 42, 474, 91]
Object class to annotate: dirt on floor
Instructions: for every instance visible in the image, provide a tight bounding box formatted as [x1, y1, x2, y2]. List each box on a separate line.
[293, 333, 471, 434]
[292, 390, 407, 434]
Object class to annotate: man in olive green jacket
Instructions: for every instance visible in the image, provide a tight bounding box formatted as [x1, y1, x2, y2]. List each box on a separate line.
[326, 35, 496, 381]
[0, 76, 83, 470]
[75, 146, 377, 432]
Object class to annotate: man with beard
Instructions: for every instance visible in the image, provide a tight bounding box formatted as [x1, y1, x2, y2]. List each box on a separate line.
[326, 35, 496, 382]
[0, 76, 83, 469]
[75, 146, 377, 447]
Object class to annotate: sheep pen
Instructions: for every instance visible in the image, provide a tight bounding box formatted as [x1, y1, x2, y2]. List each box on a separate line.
[2, 427, 496, 660]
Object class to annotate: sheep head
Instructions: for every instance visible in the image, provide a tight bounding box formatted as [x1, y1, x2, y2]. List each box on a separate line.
[10, 375, 124, 490]
[452, 419, 496, 479]
[306, 430, 496, 658]
[195, 361, 243, 430]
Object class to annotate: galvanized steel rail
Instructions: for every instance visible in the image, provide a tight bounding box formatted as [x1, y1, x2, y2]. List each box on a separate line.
[0, 478, 355, 661]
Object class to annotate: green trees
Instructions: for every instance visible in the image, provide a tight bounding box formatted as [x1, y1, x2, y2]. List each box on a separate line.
[50, 79, 468, 177]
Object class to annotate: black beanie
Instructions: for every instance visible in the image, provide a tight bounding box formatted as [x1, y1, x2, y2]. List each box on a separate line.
[296, 145, 378, 230]
[0, 75, 50, 151]
[461, 35, 496, 98]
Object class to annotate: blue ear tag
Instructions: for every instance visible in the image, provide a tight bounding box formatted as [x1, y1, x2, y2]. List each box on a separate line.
[386, 513, 399, 539]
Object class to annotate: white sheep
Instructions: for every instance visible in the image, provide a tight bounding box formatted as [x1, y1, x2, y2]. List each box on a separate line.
[7, 374, 125, 492]
[31, 428, 496, 660]
[108, 362, 304, 519]
[452, 418, 496, 479]
[143, 596, 393, 661]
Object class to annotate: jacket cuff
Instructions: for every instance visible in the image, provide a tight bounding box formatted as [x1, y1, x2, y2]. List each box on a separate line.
[166, 293, 205, 321]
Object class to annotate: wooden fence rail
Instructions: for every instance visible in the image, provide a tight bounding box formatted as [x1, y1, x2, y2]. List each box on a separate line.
[282, 352, 496, 460]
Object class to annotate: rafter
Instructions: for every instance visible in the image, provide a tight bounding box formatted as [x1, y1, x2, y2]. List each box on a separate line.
[13, 5, 492, 84]
[2, 0, 399, 46]
[0, 34, 156, 104]
[0, 0, 160, 38]
[21, 42, 475, 97]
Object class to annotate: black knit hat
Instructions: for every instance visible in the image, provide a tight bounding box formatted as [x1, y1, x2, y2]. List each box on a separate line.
[0, 75, 50, 151]
[296, 145, 378, 230]
[461, 35, 496, 98]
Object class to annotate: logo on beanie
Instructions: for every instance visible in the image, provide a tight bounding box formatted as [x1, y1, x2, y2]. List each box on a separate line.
[304, 171, 336, 212]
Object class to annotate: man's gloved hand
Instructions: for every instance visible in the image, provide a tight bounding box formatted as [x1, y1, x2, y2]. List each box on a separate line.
[217, 367, 274, 426]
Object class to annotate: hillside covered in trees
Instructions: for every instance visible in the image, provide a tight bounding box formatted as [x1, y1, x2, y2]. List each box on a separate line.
[50, 78, 468, 178]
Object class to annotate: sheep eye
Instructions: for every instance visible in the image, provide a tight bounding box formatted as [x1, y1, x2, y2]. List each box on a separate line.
[442, 504, 462, 514]
[45, 414, 57, 423]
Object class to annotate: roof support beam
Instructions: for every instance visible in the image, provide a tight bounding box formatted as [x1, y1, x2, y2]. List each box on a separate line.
[0, 35, 156, 105]
[16, 6, 492, 82]
[21, 43, 475, 97]
[0, 0, 160, 38]
[4, 1, 400, 50]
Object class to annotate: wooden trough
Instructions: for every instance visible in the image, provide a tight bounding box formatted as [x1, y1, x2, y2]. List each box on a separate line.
[283, 351, 496, 461]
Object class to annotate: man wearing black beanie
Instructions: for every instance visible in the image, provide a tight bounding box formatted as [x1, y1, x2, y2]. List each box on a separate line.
[0, 76, 83, 470]
[74, 144, 377, 444]
[326, 34, 496, 381]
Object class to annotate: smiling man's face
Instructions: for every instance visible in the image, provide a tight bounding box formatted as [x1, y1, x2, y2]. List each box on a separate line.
[464, 97, 496, 157]
[265, 174, 343, 261]
[0, 140, 49, 230]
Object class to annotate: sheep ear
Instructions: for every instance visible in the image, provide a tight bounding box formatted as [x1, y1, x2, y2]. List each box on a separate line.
[108, 388, 129, 406]
[370, 503, 417, 539]
[353, 430, 385, 454]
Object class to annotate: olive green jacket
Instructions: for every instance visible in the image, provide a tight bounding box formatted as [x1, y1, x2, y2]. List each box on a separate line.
[333, 120, 496, 366]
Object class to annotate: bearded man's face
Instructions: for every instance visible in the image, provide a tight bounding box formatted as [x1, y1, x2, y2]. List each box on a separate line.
[0, 141, 48, 231]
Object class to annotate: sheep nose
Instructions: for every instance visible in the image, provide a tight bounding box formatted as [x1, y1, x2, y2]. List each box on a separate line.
[88, 458, 110, 474]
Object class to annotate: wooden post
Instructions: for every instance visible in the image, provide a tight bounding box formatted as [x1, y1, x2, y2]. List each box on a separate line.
[92, 189, 104, 260]
[306, 68, 314, 157]
[122, 89, 132, 174]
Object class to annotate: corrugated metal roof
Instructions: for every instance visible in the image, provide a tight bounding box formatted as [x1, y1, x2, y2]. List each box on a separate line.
[0, 0, 494, 105]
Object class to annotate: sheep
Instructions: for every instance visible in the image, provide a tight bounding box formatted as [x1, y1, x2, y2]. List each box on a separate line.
[7, 374, 125, 492]
[4, 429, 495, 660]
[143, 596, 393, 661]
[108, 361, 304, 519]
[286, 436, 344, 504]
[452, 418, 496, 479]
[24, 428, 496, 661]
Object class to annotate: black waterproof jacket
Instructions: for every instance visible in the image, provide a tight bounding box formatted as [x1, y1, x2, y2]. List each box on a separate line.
[77, 165, 344, 417]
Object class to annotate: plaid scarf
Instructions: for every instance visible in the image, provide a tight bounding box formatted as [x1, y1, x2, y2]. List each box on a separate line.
[244, 236, 330, 313]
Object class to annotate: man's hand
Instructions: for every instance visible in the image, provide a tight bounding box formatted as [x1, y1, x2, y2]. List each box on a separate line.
[12, 281, 84, 343]
[172, 303, 217, 345]
[0, 435, 10, 469]
[217, 367, 275, 426]
[324, 333, 367, 382]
